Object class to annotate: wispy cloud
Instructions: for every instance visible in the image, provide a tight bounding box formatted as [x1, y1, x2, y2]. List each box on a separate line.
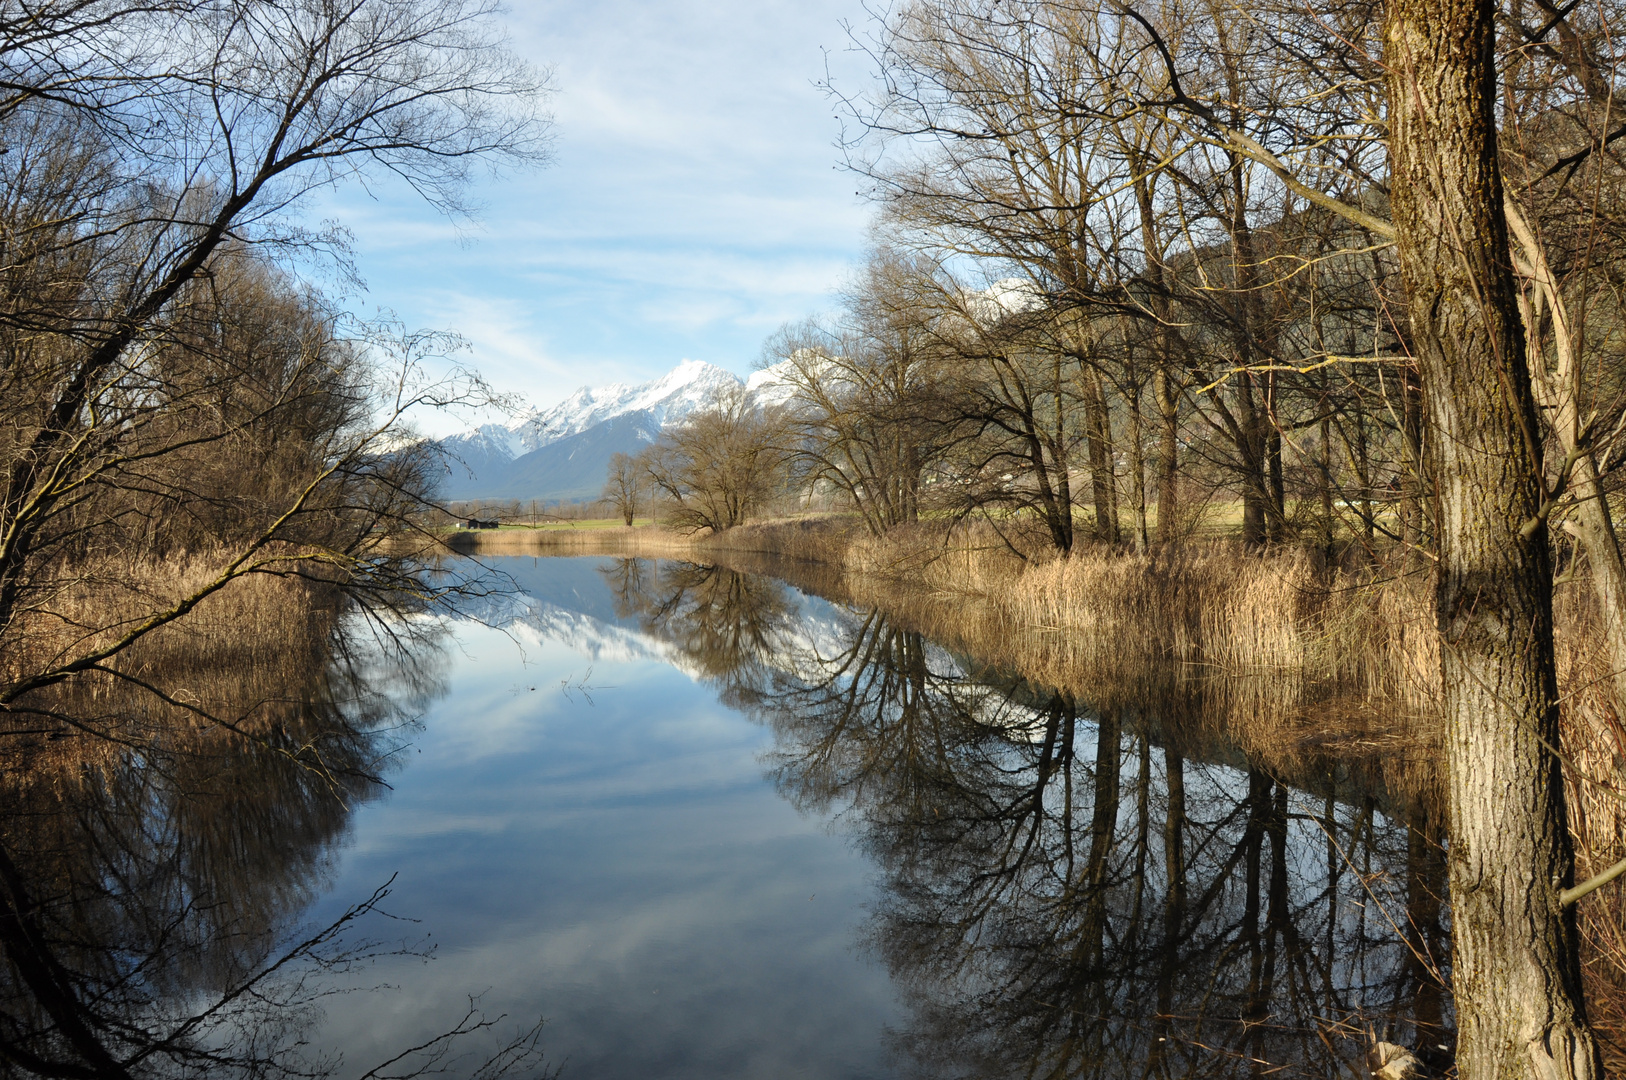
[308, 0, 879, 434]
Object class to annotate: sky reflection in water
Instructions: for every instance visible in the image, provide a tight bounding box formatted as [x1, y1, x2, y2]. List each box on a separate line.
[304, 555, 1445, 1079]
[310, 557, 901, 1080]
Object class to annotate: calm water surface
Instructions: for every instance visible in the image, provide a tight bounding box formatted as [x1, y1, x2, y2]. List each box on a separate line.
[309, 555, 1450, 1078]
[0, 554, 1449, 1078]
[308, 557, 902, 1078]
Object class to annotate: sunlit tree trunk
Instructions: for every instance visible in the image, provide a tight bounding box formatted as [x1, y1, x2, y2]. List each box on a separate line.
[1082, 368, 1120, 544]
[1384, 0, 1600, 1072]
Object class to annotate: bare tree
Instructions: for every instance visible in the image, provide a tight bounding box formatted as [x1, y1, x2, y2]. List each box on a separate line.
[640, 388, 789, 534]
[764, 250, 951, 536]
[602, 451, 644, 527]
[0, 0, 549, 712]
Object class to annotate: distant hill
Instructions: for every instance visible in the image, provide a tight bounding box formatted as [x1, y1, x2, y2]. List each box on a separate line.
[431, 359, 800, 504]
[438, 410, 662, 502]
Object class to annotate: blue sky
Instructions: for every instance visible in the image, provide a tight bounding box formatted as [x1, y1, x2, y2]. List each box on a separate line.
[310, 0, 879, 435]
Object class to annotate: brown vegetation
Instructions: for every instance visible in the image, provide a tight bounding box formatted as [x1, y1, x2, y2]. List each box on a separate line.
[0, 4, 553, 1074]
[478, 510, 1626, 1067]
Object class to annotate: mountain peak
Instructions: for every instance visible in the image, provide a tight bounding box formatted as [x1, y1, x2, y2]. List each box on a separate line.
[438, 360, 746, 457]
[514, 360, 743, 452]
[435, 360, 758, 503]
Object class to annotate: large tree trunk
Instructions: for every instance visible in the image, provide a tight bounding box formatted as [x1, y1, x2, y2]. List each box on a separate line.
[1384, 0, 1600, 1075]
[1235, 374, 1270, 547]
[1082, 367, 1120, 544]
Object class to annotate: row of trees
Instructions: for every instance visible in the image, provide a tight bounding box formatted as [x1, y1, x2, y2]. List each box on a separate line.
[0, 0, 547, 717]
[625, 0, 1626, 1075]
[0, 0, 552, 712]
[609, 0, 1621, 570]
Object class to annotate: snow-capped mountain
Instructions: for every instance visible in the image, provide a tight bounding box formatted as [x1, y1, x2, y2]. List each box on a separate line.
[744, 358, 801, 410]
[438, 360, 745, 476]
[437, 422, 529, 478]
[520, 359, 743, 451]
[436, 360, 763, 503]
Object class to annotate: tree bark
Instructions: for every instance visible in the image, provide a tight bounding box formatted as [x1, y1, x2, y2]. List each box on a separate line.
[1155, 364, 1180, 546]
[1082, 367, 1120, 544]
[1384, 0, 1600, 1073]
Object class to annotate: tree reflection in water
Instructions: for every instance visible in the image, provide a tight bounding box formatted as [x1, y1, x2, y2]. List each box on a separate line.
[606, 557, 1452, 1079]
[601, 557, 796, 711]
[0, 606, 550, 1079]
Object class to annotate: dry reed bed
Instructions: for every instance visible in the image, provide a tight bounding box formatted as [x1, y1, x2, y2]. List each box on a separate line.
[3, 552, 349, 785]
[440, 524, 699, 558]
[835, 528, 1626, 1065]
[720, 518, 1622, 833]
[813, 540, 1436, 812]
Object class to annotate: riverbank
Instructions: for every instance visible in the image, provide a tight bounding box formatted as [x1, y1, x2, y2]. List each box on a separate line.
[439, 513, 1626, 1043]
[444, 518, 1445, 795]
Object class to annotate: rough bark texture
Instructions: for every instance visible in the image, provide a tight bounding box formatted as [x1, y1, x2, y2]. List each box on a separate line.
[1383, 0, 1601, 1076]
[1081, 368, 1119, 544]
[1566, 462, 1626, 712]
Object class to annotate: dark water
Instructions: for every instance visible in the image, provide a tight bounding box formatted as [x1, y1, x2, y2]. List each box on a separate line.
[0, 555, 1451, 1079]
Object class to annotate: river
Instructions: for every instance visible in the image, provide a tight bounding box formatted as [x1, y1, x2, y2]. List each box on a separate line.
[0, 554, 1451, 1079]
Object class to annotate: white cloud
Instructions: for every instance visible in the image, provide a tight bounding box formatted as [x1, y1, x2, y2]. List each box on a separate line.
[307, 0, 879, 419]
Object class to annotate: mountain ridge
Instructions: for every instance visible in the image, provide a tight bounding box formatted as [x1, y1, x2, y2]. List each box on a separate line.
[432, 359, 798, 504]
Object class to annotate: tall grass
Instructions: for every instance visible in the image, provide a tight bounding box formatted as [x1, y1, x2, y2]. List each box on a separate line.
[440, 523, 698, 557]
[808, 541, 1443, 812]
[2, 549, 420, 789]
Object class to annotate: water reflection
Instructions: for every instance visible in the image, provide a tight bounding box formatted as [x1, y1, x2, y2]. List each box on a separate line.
[604, 558, 801, 710]
[0, 554, 1453, 1078]
[604, 558, 1454, 1078]
[0, 605, 526, 1079]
